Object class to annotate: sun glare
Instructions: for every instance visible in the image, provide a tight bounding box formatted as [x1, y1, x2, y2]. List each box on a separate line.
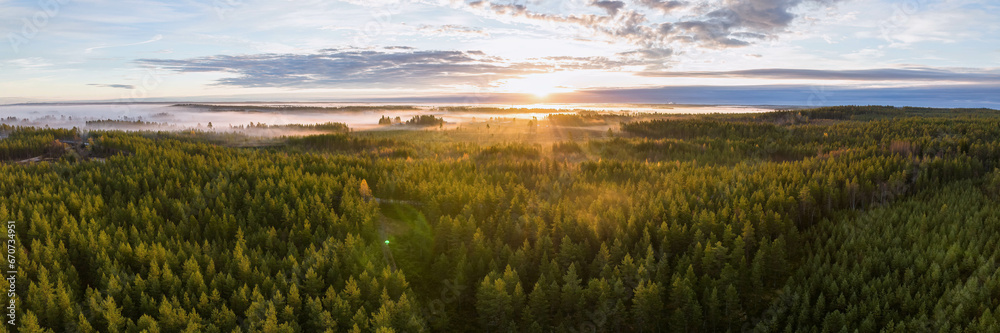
[501, 73, 576, 99]
[530, 87, 561, 98]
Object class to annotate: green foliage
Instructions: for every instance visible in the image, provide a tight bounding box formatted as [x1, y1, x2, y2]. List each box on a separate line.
[0, 126, 78, 161]
[378, 116, 394, 126]
[755, 182, 1000, 332]
[405, 115, 445, 127]
[232, 122, 349, 132]
[621, 119, 784, 140]
[86, 119, 166, 129]
[3, 105, 999, 332]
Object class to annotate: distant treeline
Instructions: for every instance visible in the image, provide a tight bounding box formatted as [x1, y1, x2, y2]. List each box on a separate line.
[86, 119, 168, 128]
[233, 122, 349, 132]
[433, 106, 580, 114]
[376, 115, 445, 127]
[175, 104, 419, 113]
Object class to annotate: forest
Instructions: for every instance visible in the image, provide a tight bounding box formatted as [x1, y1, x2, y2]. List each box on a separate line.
[1, 105, 999, 332]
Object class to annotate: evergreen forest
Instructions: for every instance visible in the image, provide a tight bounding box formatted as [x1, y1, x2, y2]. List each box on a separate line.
[2, 105, 1000, 332]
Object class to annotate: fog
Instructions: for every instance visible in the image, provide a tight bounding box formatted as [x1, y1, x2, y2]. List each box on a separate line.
[0, 103, 777, 134]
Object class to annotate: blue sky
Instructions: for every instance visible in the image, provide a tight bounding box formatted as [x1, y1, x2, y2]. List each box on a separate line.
[1, 0, 999, 106]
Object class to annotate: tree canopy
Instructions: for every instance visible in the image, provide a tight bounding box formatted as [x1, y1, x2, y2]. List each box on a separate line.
[3, 105, 1000, 332]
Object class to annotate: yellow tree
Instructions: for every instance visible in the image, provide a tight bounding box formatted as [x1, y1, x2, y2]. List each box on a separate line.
[359, 179, 373, 200]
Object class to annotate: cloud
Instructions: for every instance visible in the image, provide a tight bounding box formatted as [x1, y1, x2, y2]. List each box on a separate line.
[635, 0, 687, 14]
[418, 24, 491, 37]
[592, 1, 626, 16]
[466, 1, 650, 43]
[5, 58, 54, 70]
[136, 46, 675, 89]
[558, 84, 1000, 107]
[619, 47, 674, 59]
[370, 84, 1000, 108]
[614, 47, 674, 69]
[465, 0, 844, 49]
[147, 49, 996, 93]
[138, 48, 563, 88]
[637, 67, 1000, 83]
[88, 84, 136, 90]
[85, 35, 164, 54]
[535, 46, 676, 70]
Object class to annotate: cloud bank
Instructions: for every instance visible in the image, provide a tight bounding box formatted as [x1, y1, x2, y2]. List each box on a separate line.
[137, 47, 677, 88]
[639, 68, 1000, 83]
[368, 84, 1000, 108]
[139, 48, 553, 88]
[140, 45, 1000, 90]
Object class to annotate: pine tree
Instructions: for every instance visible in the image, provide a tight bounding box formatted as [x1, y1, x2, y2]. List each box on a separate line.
[632, 280, 663, 333]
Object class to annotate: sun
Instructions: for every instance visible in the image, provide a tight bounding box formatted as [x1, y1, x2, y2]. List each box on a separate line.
[530, 86, 565, 99]
[500, 73, 576, 99]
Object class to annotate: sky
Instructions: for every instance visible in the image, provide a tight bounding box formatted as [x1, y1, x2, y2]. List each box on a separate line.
[1, 0, 999, 106]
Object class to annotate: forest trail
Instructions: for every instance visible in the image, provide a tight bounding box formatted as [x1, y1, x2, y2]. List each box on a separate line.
[374, 197, 421, 206]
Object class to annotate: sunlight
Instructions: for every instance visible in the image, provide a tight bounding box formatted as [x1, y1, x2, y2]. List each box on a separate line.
[529, 87, 562, 99]
[499, 72, 576, 98]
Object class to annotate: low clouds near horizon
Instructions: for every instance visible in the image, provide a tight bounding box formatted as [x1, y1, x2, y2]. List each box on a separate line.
[370, 84, 1000, 108]
[140, 47, 1000, 89]
[639, 68, 1000, 83]
[138, 47, 682, 88]
[139, 49, 571, 88]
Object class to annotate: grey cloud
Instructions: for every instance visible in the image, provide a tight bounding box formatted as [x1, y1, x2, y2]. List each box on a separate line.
[616, 47, 674, 69]
[136, 48, 647, 89]
[638, 68, 1000, 83]
[672, 0, 845, 47]
[465, 0, 843, 49]
[592, 1, 626, 16]
[139, 49, 542, 88]
[468, 1, 658, 48]
[88, 84, 136, 89]
[619, 47, 674, 58]
[636, 0, 687, 13]
[672, 21, 750, 47]
[468, 1, 618, 30]
[137, 47, 668, 89]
